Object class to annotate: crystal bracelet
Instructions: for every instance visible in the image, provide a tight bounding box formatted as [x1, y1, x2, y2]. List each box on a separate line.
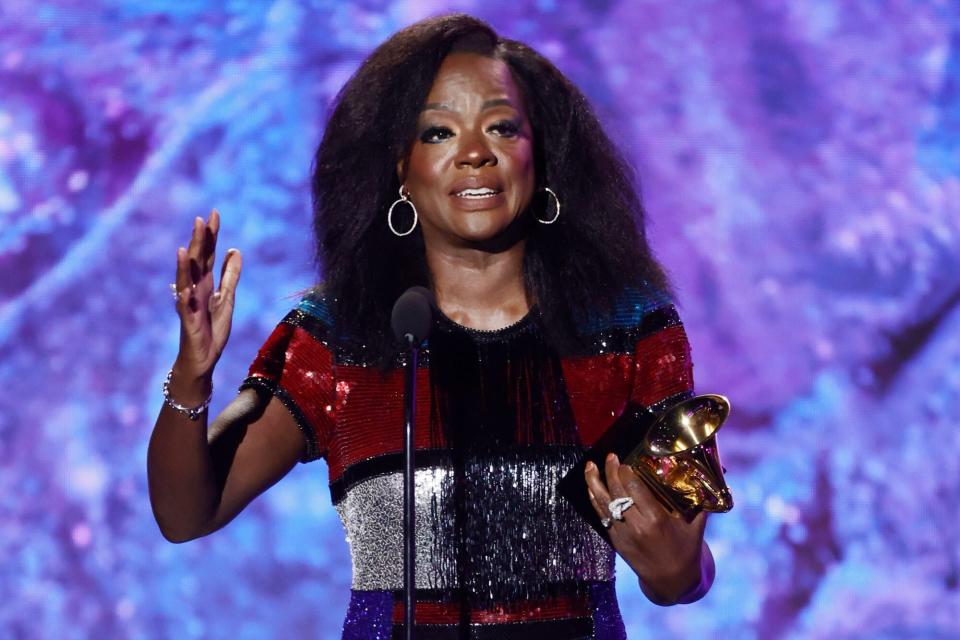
[162, 368, 212, 421]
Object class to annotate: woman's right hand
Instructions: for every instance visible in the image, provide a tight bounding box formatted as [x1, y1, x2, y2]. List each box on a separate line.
[171, 209, 242, 401]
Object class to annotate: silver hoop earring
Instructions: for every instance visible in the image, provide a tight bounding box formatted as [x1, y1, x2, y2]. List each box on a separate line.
[387, 186, 418, 237]
[537, 187, 561, 224]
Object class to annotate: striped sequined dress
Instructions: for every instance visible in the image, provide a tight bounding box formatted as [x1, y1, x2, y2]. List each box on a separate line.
[240, 286, 694, 640]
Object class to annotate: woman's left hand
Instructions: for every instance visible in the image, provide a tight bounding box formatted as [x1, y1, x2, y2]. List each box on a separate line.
[584, 453, 708, 604]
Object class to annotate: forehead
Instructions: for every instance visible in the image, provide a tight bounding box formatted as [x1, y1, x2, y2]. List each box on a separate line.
[424, 52, 525, 109]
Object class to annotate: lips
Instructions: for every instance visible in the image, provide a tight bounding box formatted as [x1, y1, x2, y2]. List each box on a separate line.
[450, 176, 503, 199]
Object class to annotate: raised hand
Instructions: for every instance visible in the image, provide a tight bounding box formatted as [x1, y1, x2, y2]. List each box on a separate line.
[170, 209, 242, 401]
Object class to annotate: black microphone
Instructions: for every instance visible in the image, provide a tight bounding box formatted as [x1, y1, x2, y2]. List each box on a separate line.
[391, 286, 436, 346]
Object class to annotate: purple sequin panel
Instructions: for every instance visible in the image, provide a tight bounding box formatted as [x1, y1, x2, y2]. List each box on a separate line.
[591, 581, 627, 640]
[341, 590, 393, 640]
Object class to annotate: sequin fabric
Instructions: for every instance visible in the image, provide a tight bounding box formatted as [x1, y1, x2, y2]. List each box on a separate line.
[335, 467, 458, 590]
[342, 590, 393, 640]
[589, 582, 628, 640]
[335, 462, 613, 591]
[241, 285, 695, 638]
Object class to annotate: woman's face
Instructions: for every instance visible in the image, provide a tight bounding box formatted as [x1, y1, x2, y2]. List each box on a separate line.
[399, 52, 535, 250]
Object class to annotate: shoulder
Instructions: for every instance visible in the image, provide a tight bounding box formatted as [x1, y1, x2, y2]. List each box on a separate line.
[577, 282, 682, 337]
[282, 286, 393, 367]
[279, 287, 335, 339]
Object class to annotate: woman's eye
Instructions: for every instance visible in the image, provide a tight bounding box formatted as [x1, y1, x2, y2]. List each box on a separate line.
[420, 126, 453, 143]
[489, 120, 520, 137]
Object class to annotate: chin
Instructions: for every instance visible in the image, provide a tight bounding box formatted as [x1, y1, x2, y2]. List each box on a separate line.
[458, 219, 527, 251]
[455, 216, 510, 239]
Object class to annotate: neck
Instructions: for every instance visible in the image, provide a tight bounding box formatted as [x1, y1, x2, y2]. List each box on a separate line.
[425, 241, 529, 331]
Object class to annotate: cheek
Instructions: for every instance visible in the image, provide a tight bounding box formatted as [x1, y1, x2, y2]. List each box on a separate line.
[514, 144, 536, 195]
[405, 147, 447, 190]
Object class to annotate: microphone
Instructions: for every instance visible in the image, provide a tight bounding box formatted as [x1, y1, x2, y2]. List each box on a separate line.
[391, 286, 436, 346]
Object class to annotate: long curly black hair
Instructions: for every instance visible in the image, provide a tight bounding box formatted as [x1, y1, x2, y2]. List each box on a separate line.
[312, 14, 670, 359]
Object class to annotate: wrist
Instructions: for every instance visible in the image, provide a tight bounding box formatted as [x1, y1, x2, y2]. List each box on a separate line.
[164, 366, 213, 420]
[637, 541, 714, 606]
[169, 361, 213, 403]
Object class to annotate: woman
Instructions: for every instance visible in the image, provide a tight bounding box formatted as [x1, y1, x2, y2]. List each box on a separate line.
[148, 14, 714, 639]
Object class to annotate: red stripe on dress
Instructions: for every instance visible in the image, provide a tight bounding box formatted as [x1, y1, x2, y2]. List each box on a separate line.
[630, 324, 694, 406]
[390, 594, 591, 625]
[561, 354, 632, 447]
[325, 365, 435, 481]
[324, 324, 692, 479]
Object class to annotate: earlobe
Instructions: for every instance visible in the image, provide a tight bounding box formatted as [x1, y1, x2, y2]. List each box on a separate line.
[396, 158, 406, 185]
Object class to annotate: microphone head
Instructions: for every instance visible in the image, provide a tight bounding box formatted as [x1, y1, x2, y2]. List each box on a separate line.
[391, 286, 436, 346]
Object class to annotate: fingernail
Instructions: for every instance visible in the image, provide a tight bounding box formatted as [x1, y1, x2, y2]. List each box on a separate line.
[606, 453, 616, 463]
[585, 461, 596, 472]
[588, 490, 595, 501]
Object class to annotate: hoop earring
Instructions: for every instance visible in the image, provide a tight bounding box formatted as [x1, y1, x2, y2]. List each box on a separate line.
[537, 187, 561, 224]
[387, 186, 418, 237]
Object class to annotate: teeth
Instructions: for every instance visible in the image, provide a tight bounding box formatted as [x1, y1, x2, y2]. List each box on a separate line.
[456, 188, 499, 198]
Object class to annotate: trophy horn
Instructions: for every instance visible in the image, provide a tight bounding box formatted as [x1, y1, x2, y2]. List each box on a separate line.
[624, 394, 733, 522]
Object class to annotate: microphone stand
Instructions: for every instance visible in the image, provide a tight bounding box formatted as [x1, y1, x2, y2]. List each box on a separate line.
[392, 285, 433, 639]
[402, 334, 418, 640]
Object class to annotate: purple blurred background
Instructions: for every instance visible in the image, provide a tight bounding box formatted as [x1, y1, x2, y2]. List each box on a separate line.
[1, 1, 959, 638]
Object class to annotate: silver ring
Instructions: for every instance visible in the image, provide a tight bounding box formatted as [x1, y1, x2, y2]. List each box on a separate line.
[169, 283, 179, 301]
[608, 497, 635, 521]
[600, 517, 612, 529]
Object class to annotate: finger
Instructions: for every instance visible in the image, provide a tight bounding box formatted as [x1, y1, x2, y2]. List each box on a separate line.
[690, 510, 709, 536]
[617, 462, 666, 523]
[175, 246, 190, 294]
[618, 463, 660, 508]
[218, 248, 242, 297]
[211, 249, 242, 343]
[606, 454, 646, 524]
[604, 453, 629, 500]
[173, 247, 201, 316]
[187, 216, 204, 285]
[212, 248, 241, 311]
[584, 460, 613, 520]
[203, 209, 219, 275]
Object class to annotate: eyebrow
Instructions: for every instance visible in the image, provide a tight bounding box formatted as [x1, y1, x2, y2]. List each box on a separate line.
[422, 98, 515, 112]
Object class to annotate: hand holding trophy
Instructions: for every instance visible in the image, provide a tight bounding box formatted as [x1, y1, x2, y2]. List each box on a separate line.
[560, 394, 734, 533]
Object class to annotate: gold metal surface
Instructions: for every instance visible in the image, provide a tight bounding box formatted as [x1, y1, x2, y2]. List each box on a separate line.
[624, 394, 734, 522]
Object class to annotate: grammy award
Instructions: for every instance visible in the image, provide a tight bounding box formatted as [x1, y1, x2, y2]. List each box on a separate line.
[558, 394, 734, 536]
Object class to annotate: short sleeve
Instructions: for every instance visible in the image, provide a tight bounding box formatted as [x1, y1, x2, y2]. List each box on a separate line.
[630, 305, 695, 409]
[239, 296, 335, 463]
[562, 285, 695, 446]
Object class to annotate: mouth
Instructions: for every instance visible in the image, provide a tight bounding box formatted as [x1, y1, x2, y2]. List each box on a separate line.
[453, 187, 503, 200]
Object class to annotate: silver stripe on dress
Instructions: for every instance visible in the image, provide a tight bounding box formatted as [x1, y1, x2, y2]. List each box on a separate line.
[335, 465, 613, 591]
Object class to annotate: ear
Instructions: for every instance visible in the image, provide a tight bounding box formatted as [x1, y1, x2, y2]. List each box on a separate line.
[396, 158, 406, 186]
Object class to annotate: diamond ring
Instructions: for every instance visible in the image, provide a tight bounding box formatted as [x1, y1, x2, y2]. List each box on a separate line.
[608, 497, 635, 521]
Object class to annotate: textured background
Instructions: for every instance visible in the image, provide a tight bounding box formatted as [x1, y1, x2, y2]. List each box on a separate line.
[1, 0, 959, 638]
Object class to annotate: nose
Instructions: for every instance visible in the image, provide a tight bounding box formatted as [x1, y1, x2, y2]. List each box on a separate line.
[455, 132, 497, 169]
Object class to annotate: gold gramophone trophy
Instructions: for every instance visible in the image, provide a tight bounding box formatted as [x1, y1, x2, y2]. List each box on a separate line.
[623, 394, 733, 522]
[559, 394, 733, 532]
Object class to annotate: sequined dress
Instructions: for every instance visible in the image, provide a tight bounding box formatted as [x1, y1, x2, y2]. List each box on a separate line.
[240, 286, 694, 640]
